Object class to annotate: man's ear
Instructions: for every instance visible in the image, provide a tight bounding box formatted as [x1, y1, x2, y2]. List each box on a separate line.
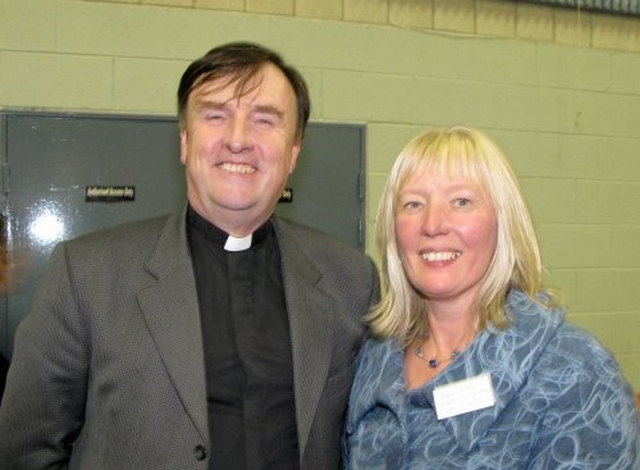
[180, 129, 188, 165]
[288, 141, 301, 174]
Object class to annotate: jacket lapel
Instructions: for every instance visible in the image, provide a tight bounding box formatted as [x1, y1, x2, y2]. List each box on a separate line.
[135, 209, 209, 444]
[275, 220, 336, 458]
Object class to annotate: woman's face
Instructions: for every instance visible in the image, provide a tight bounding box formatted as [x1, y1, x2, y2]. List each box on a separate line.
[395, 172, 498, 308]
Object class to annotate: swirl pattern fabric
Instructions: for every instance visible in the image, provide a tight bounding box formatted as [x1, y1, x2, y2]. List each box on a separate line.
[343, 289, 640, 469]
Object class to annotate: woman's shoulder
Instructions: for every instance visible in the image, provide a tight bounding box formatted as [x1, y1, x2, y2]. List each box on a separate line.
[358, 336, 401, 364]
[354, 336, 406, 386]
[522, 315, 636, 419]
[348, 337, 406, 424]
[500, 291, 634, 404]
[548, 321, 623, 375]
[506, 290, 625, 385]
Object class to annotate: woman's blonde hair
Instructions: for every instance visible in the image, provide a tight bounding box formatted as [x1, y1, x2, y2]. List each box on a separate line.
[369, 126, 554, 346]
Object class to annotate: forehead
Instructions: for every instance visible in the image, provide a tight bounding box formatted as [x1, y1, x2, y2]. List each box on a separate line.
[400, 170, 485, 194]
[399, 147, 495, 194]
[188, 63, 297, 109]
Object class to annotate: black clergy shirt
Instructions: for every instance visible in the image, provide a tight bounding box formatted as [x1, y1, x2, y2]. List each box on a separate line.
[187, 206, 300, 470]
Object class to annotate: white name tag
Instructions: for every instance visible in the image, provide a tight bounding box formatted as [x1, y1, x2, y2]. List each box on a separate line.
[433, 373, 496, 420]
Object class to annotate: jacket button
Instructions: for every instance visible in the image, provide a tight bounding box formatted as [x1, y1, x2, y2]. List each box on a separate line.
[194, 445, 207, 461]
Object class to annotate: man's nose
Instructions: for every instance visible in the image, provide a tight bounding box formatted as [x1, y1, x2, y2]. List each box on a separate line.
[224, 116, 251, 153]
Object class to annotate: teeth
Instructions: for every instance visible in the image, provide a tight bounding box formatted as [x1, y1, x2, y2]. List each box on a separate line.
[219, 162, 256, 174]
[421, 251, 461, 262]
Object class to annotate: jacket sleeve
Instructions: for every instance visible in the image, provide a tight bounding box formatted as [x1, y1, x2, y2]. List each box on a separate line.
[0, 242, 87, 469]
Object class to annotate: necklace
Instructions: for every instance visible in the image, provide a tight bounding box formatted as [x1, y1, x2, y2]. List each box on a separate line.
[414, 328, 471, 369]
[415, 346, 461, 369]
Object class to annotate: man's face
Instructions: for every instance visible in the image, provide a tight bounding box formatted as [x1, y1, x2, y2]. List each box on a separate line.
[180, 63, 301, 235]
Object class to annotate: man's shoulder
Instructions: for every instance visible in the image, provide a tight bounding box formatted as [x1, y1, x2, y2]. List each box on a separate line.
[61, 213, 177, 263]
[274, 217, 378, 282]
[274, 217, 367, 260]
[71, 214, 172, 244]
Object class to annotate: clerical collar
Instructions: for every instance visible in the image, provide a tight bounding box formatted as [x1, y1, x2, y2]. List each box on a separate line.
[187, 205, 273, 251]
[224, 234, 252, 252]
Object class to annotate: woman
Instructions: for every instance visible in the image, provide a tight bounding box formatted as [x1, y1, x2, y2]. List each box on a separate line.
[343, 127, 639, 469]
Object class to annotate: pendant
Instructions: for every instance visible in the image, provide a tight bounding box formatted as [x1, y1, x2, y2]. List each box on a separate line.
[415, 346, 461, 369]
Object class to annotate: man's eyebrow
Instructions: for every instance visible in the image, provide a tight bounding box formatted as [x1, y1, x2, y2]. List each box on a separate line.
[195, 100, 226, 111]
[194, 100, 283, 119]
[252, 104, 284, 119]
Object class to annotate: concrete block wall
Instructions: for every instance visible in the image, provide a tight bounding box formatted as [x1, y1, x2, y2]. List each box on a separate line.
[1, 0, 640, 390]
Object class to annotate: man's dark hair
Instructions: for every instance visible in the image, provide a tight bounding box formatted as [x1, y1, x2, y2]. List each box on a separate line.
[177, 42, 310, 140]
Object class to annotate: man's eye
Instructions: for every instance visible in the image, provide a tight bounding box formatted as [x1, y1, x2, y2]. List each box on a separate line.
[254, 116, 275, 126]
[205, 112, 225, 121]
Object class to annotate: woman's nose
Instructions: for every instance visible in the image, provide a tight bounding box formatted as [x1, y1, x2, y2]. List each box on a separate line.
[421, 204, 447, 237]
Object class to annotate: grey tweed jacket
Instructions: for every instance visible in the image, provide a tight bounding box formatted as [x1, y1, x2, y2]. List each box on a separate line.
[0, 207, 380, 470]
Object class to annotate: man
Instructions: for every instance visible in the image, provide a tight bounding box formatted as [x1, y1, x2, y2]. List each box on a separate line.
[0, 42, 380, 469]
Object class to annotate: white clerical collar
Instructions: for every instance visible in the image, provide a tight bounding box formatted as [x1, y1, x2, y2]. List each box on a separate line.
[224, 233, 253, 252]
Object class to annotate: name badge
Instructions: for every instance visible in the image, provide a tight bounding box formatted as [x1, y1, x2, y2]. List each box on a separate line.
[433, 373, 496, 420]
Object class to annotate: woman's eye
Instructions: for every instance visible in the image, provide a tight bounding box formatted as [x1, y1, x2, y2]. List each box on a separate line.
[455, 198, 471, 207]
[403, 201, 422, 211]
